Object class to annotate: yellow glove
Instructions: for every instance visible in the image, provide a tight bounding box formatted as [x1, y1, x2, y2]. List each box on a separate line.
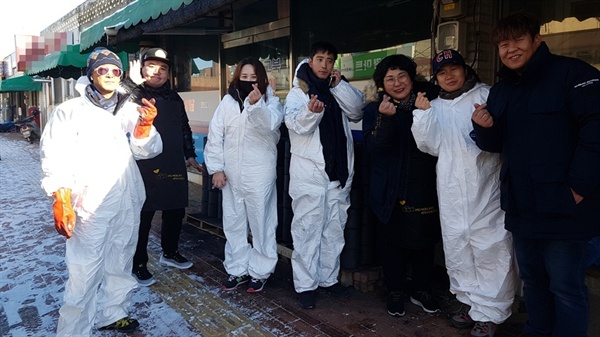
[134, 98, 157, 138]
[52, 188, 76, 239]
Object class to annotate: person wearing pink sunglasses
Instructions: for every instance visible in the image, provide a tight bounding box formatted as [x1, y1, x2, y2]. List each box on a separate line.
[39, 47, 163, 336]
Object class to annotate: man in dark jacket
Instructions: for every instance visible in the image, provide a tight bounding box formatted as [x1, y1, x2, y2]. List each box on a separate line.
[126, 48, 204, 286]
[472, 13, 600, 337]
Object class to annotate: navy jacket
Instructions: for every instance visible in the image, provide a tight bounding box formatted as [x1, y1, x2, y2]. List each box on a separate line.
[362, 81, 441, 248]
[473, 42, 600, 240]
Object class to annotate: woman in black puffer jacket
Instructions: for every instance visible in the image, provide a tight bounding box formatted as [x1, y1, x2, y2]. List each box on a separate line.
[362, 54, 441, 317]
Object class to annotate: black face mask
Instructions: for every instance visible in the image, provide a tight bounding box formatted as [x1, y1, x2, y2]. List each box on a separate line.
[228, 80, 258, 111]
[238, 80, 257, 100]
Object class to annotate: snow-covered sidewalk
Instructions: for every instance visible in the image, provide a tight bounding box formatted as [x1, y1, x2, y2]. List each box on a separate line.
[0, 133, 198, 336]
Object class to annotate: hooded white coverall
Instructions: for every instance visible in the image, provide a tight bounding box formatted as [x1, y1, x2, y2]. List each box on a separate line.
[204, 85, 283, 280]
[411, 82, 517, 324]
[284, 60, 365, 293]
[40, 84, 162, 336]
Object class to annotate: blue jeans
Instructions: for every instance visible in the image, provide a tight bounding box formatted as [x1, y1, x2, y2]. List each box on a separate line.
[513, 235, 589, 337]
[584, 237, 600, 267]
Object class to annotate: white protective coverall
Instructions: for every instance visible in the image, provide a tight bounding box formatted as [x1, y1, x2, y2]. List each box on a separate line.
[284, 60, 364, 293]
[411, 82, 517, 324]
[204, 85, 283, 280]
[40, 82, 162, 336]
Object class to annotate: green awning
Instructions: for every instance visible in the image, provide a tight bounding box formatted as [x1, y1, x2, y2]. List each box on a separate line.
[80, 0, 194, 52]
[26, 45, 89, 79]
[0, 76, 42, 92]
[26, 44, 129, 79]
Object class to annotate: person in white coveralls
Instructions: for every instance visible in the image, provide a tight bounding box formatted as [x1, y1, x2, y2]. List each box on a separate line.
[204, 57, 284, 293]
[40, 47, 162, 336]
[411, 49, 517, 337]
[284, 41, 365, 309]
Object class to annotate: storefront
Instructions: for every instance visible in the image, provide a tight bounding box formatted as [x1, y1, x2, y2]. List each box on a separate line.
[436, 0, 599, 83]
[24, 0, 600, 268]
[74, 0, 599, 127]
[0, 76, 41, 122]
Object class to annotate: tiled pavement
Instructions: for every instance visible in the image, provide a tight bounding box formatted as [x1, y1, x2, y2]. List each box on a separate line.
[1, 131, 598, 336]
[163, 183, 530, 337]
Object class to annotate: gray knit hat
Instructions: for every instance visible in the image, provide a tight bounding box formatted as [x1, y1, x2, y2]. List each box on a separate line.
[86, 47, 123, 81]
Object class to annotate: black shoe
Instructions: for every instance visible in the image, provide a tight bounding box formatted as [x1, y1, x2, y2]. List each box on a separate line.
[132, 263, 156, 286]
[320, 283, 350, 298]
[247, 278, 267, 293]
[221, 274, 251, 290]
[160, 251, 193, 269]
[99, 317, 139, 333]
[297, 290, 316, 309]
[387, 291, 405, 317]
[410, 290, 440, 313]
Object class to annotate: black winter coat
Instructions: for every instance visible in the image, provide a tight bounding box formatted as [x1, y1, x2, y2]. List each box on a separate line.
[362, 81, 441, 248]
[473, 42, 600, 240]
[131, 81, 197, 211]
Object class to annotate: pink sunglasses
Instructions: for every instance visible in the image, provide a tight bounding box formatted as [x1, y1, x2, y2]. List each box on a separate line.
[95, 67, 123, 77]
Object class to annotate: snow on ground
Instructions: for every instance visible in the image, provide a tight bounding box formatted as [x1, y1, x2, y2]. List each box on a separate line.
[0, 133, 199, 336]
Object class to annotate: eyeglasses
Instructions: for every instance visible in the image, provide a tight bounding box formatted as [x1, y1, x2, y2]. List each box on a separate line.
[95, 67, 123, 77]
[384, 73, 410, 85]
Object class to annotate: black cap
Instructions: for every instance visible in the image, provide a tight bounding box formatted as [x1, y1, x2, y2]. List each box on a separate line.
[141, 48, 170, 65]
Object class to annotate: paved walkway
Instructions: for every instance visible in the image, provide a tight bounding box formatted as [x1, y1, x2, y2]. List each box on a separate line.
[0, 131, 535, 337]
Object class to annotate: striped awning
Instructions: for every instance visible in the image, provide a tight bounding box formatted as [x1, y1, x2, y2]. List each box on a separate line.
[26, 45, 89, 79]
[79, 0, 194, 51]
[25, 45, 128, 79]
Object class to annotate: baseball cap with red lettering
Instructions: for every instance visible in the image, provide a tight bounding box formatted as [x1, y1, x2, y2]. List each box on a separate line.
[431, 49, 466, 75]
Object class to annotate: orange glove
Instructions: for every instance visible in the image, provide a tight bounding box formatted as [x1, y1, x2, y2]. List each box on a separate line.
[134, 98, 157, 138]
[52, 188, 76, 239]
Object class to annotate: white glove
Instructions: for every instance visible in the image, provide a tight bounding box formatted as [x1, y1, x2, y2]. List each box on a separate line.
[129, 60, 146, 85]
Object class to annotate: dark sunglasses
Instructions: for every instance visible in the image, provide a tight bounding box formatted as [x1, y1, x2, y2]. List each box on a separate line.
[95, 67, 123, 77]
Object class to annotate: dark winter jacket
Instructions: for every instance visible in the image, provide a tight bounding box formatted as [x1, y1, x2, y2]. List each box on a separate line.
[473, 42, 600, 240]
[362, 80, 441, 248]
[129, 80, 197, 211]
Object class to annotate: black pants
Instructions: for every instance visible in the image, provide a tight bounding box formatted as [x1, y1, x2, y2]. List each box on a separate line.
[133, 208, 185, 267]
[381, 243, 436, 294]
[378, 204, 437, 294]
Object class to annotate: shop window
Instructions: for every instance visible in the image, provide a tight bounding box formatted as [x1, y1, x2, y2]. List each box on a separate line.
[225, 53, 290, 101]
[223, 36, 291, 100]
[333, 38, 434, 85]
[191, 57, 219, 91]
[541, 17, 600, 70]
[503, 0, 600, 70]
